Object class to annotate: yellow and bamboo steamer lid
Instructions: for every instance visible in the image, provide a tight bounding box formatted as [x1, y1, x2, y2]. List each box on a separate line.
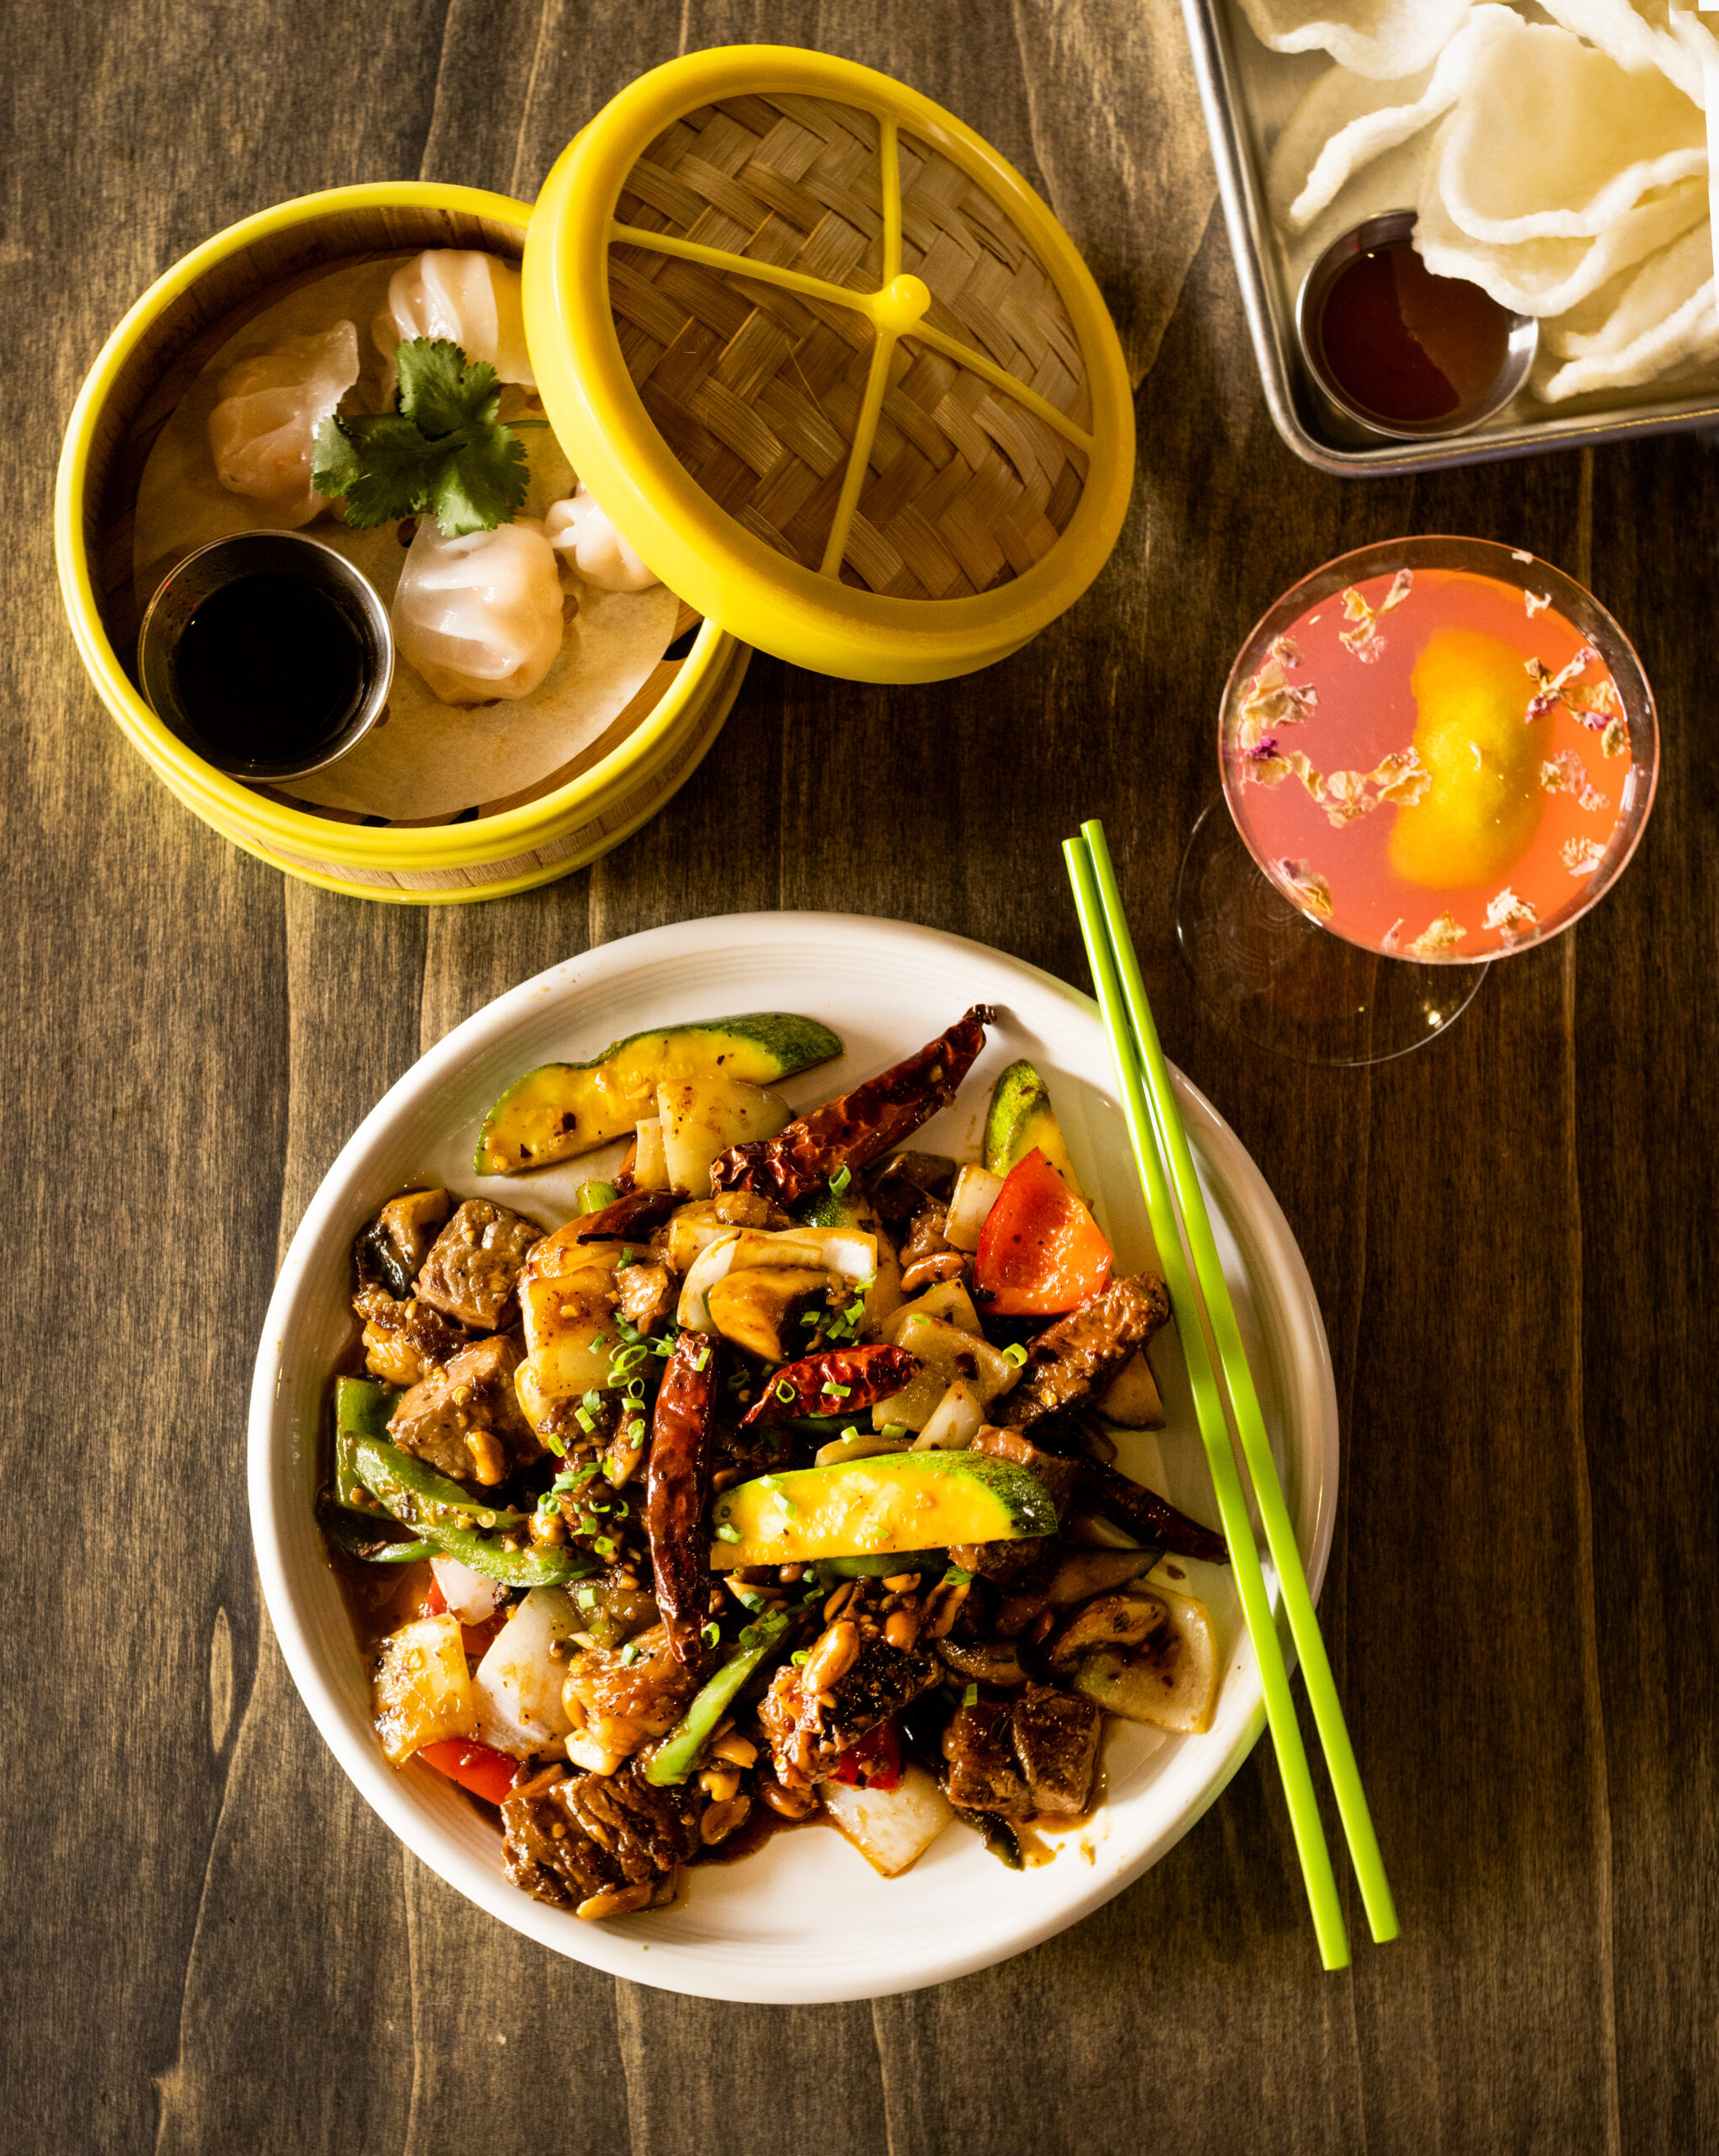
[55, 49, 1133, 903]
[524, 45, 1134, 685]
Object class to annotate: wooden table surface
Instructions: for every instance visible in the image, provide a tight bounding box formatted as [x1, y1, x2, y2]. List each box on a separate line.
[10, 3, 1716, 2150]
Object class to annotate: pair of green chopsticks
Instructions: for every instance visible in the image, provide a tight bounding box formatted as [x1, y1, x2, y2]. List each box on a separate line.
[1065, 819, 1397, 1972]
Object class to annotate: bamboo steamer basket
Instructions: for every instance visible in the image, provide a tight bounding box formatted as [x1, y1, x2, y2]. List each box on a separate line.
[56, 47, 1134, 904]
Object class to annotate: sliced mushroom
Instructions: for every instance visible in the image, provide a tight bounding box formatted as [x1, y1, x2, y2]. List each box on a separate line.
[705, 1265, 835, 1362]
[1047, 1592, 1169, 1668]
[1071, 1586, 1219, 1734]
[1044, 1547, 1156, 1607]
[378, 1187, 451, 1278]
[868, 1151, 958, 1223]
[935, 1636, 1030, 1688]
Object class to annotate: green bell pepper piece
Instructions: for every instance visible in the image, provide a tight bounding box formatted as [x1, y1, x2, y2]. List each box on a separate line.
[644, 1607, 800, 1786]
[334, 1378, 528, 1532]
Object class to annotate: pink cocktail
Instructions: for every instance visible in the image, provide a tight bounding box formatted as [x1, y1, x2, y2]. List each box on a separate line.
[1179, 537, 1658, 1065]
[1220, 539, 1656, 963]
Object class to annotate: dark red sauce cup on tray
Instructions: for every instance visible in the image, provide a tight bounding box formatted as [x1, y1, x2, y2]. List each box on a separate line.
[1295, 211, 1538, 443]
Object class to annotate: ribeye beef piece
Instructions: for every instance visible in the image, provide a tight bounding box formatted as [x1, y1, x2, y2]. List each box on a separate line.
[759, 1617, 941, 1789]
[1008, 1684, 1101, 1815]
[942, 1700, 1031, 1812]
[999, 1274, 1172, 1429]
[414, 1198, 542, 1330]
[501, 1764, 705, 1916]
[942, 1684, 1102, 1818]
[387, 1334, 539, 1486]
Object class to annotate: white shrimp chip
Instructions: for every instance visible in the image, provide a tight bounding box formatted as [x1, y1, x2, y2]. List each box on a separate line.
[1236, 0, 1476, 79]
[1533, 226, 1719, 401]
[1431, 16, 1706, 245]
[1416, 157, 1707, 318]
[1268, 8, 1517, 234]
[1542, 1, 1716, 110]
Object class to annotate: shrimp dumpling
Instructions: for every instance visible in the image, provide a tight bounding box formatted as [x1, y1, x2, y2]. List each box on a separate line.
[206, 321, 360, 527]
[544, 488, 660, 593]
[392, 518, 565, 704]
[374, 251, 534, 391]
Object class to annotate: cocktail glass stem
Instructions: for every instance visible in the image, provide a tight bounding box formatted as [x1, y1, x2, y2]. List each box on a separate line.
[1174, 798, 1490, 1066]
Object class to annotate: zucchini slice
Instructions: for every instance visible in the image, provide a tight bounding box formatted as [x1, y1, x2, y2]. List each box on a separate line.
[710, 1453, 1059, 1568]
[475, 1014, 842, 1176]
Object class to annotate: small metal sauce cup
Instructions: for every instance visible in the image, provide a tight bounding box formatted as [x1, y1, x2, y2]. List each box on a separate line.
[1295, 210, 1539, 444]
[138, 530, 392, 781]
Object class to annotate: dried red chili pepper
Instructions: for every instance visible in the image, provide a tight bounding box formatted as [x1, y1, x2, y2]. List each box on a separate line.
[739, 1343, 921, 1428]
[574, 1187, 683, 1244]
[1073, 1458, 1229, 1566]
[646, 1332, 723, 1669]
[711, 1006, 996, 1204]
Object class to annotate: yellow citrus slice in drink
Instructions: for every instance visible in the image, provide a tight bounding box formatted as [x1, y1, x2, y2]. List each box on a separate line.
[1388, 627, 1552, 887]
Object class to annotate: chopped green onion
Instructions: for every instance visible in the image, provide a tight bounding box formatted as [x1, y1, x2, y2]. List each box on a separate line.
[774, 1380, 795, 1402]
[881, 1423, 910, 1441]
[593, 1536, 617, 1558]
[702, 1622, 721, 1648]
[944, 1565, 973, 1586]
[1002, 1342, 1028, 1366]
[840, 1425, 860, 1442]
[962, 1683, 979, 1705]
[830, 1167, 851, 1196]
[715, 1523, 741, 1544]
[790, 1650, 809, 1667]
[621, 1642, 642, 1665]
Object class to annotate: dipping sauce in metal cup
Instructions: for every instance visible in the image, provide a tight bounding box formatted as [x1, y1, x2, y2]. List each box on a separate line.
[138, 530, 392, 781]
[1297, 211, 1538, 442]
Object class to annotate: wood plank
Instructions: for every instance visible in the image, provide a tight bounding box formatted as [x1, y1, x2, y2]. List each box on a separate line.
[5, 0, 1717, 2148]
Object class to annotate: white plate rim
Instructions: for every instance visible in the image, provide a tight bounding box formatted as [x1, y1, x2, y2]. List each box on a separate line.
[248, 911, 1339, 2001]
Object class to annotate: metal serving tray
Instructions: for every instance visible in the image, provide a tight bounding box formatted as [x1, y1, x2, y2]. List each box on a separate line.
[1181, 0, 1719, 476]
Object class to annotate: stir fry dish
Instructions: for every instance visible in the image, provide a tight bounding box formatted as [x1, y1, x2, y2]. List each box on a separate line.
[320, 1009, 1230, 1921]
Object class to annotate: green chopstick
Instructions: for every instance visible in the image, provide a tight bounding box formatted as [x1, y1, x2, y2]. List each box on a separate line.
[1069, 819, 1400, 1962]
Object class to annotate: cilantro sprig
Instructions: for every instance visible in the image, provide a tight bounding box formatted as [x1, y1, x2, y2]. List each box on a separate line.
[312, 338, 541, 537]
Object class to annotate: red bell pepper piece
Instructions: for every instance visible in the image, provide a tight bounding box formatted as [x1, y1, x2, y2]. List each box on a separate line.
[419, 1737, 520, 1806]
[973, 1148, 1113, 1315]
[830, 1719, 903, 1790]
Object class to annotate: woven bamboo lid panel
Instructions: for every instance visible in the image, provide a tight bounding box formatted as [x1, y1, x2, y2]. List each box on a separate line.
[609, 93, 1094, 603]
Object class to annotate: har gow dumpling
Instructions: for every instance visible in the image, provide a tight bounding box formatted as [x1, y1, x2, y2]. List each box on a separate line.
[374, 251, 535, 392]
[544, 488, 660, 593]
[206, 320, 360, 527]
[392, 517, 565, 704]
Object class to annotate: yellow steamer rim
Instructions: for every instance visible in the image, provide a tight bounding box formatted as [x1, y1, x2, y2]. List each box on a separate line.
[54, 181, 750, 905]
[526, 46, 1135, 685]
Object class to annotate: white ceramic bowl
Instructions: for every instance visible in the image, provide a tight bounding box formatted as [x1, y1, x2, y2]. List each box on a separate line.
[249, 913, 1339, 2001]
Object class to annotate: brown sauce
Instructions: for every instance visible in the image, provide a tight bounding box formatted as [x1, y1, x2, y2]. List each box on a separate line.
[1317, 240, 1511, 424]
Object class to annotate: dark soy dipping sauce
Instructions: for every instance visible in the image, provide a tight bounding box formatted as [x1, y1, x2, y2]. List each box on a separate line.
[1318, 240, 1511, 424]
[174, 571, 364, 768]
